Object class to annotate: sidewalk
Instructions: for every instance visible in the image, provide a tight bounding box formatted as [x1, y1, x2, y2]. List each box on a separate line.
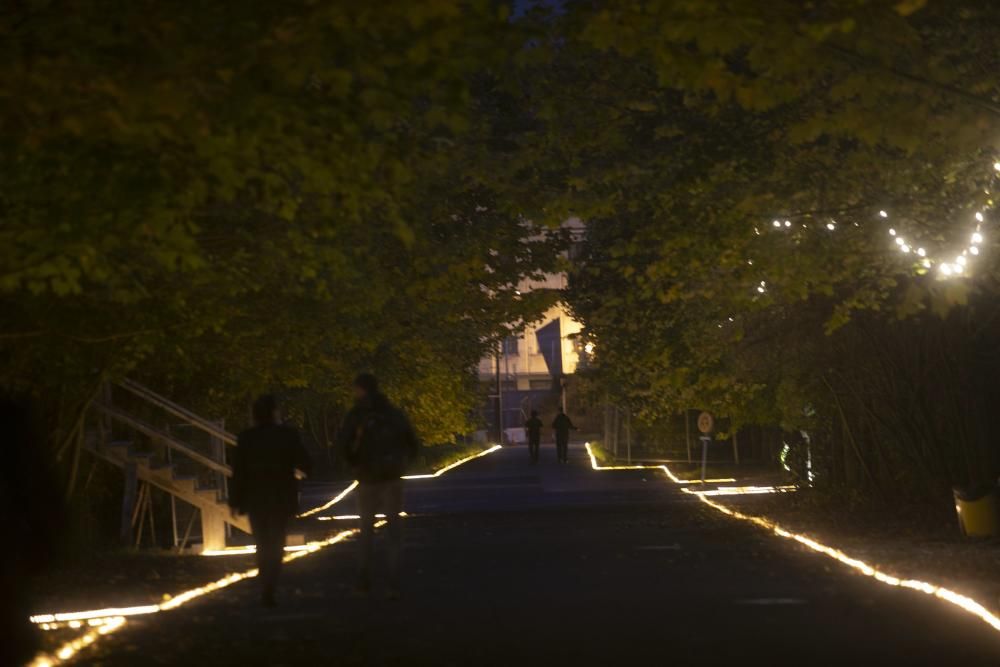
[76, 444, 1000, 665]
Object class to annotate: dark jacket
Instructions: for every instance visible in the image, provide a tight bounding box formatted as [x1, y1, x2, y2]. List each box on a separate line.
[525, 417, 543, 442]
[229, 424, 310, 517]
[337, 394, 420, 483]
[552, 413, 576, 441]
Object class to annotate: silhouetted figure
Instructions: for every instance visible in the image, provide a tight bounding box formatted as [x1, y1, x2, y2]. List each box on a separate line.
[338, 373, 419, 596]
[1, 395, 66, 666]
[552, 407, 577, 463]
[230, 395, 310, 607]
[524, 410, 542, 463]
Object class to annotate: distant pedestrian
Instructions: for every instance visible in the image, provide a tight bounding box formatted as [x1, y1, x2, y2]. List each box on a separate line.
[230, 394, 311, 607]
[552, 407, 577, 463]
[338, 373, 419, 597]
[524, 410, 542, 463]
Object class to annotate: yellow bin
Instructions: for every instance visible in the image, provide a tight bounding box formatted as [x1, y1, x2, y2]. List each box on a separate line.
[954, 485, 1000, 537]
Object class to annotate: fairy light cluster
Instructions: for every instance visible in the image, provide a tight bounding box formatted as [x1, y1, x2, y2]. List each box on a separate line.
[762, 161, 999, 281]
[712, 161, 1000, 328]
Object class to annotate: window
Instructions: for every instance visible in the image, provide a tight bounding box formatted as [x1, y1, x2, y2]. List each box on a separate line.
[502, 336, 519, 356]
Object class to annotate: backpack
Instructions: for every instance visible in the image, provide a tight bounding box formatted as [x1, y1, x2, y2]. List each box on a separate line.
[354, 408, 410, 482]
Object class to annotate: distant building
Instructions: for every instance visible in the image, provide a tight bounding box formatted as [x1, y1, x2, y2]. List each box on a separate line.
[477, 221, 588, 443]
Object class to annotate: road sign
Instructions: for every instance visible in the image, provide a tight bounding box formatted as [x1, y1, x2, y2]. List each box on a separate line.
[697, 411, 714, 434]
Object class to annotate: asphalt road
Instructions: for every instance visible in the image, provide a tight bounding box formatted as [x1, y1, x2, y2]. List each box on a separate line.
[87, 444, 1000, 666]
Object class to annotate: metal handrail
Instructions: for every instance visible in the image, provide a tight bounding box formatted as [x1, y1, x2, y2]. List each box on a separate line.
[117, 379, 237, 446]
[93, 402, 233, 477]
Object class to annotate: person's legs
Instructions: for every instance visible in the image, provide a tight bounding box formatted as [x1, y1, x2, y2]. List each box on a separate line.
[250, 511, 286, 606]
[384, 480, 405, 594]
[357, 483, 376, 591]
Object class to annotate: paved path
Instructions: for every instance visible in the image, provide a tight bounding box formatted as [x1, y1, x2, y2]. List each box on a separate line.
[90, 444, 1000, 665]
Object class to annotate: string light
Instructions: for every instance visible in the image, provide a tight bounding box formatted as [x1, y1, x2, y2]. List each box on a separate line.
[583, 442, 1000, 635]
[756, 161, 997, 284]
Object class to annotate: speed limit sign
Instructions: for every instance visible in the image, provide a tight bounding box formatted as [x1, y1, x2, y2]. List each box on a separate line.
[697, 411, 714, 434]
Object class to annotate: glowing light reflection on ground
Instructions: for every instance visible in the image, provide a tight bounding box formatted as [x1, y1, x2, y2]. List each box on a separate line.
[27, 440, 503, 665]
[584, 442, 1000, 634]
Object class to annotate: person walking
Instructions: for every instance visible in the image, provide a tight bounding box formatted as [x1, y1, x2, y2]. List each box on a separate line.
[229, 394, 311, 607]
[552, 407, 577, 463]
[338, 373, 419, 596]
[524, 410, 542, 463]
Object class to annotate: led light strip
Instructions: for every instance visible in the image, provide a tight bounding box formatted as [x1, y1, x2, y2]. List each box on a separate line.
[298, 480, 359, 518]
[318, 511, 408, 521]
[299, 444, 501, 517]
[583, 442, 1000, 634]
[28, 442, 503, 661]
[583, 442, 733, 483]
[689, 485, 798, 497]
[27, 529, 360, 666]
[401, 444, 502, 479]
[33, 445, 500, 663]
[30, 616, 128, 666]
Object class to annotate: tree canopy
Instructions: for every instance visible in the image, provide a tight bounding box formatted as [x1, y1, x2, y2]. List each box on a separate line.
[3, 0, 1000, 495]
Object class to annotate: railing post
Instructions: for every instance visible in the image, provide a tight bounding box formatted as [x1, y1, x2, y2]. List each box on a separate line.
[200, 508, 226, 551]
[120, 461, 138, 546]
[211, 418, 229, 539]
[685, 409, 692, 464]
[166, 424, 179, 549]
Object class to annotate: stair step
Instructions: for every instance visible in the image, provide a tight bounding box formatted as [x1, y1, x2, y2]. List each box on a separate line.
[171, 475, 197, 494]
[196, 487, 219, 502]
[131, 452, 153, 467]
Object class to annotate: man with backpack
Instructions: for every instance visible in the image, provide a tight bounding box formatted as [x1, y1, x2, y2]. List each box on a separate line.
[337, 373, 420, 596]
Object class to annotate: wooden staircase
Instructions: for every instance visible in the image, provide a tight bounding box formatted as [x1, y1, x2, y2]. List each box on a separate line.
[86, 380, 249, 549]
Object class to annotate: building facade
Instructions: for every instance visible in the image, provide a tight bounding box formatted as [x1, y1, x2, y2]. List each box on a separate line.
[477, 272, 586, 444]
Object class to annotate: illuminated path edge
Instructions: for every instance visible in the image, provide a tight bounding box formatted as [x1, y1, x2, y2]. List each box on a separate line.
[29, 444, 503, 666]
[298, 444, 502, 518]
[584, 442, 1000, 635]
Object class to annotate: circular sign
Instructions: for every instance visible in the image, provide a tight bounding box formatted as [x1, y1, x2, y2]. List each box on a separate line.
[697, 411, 714, 434]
